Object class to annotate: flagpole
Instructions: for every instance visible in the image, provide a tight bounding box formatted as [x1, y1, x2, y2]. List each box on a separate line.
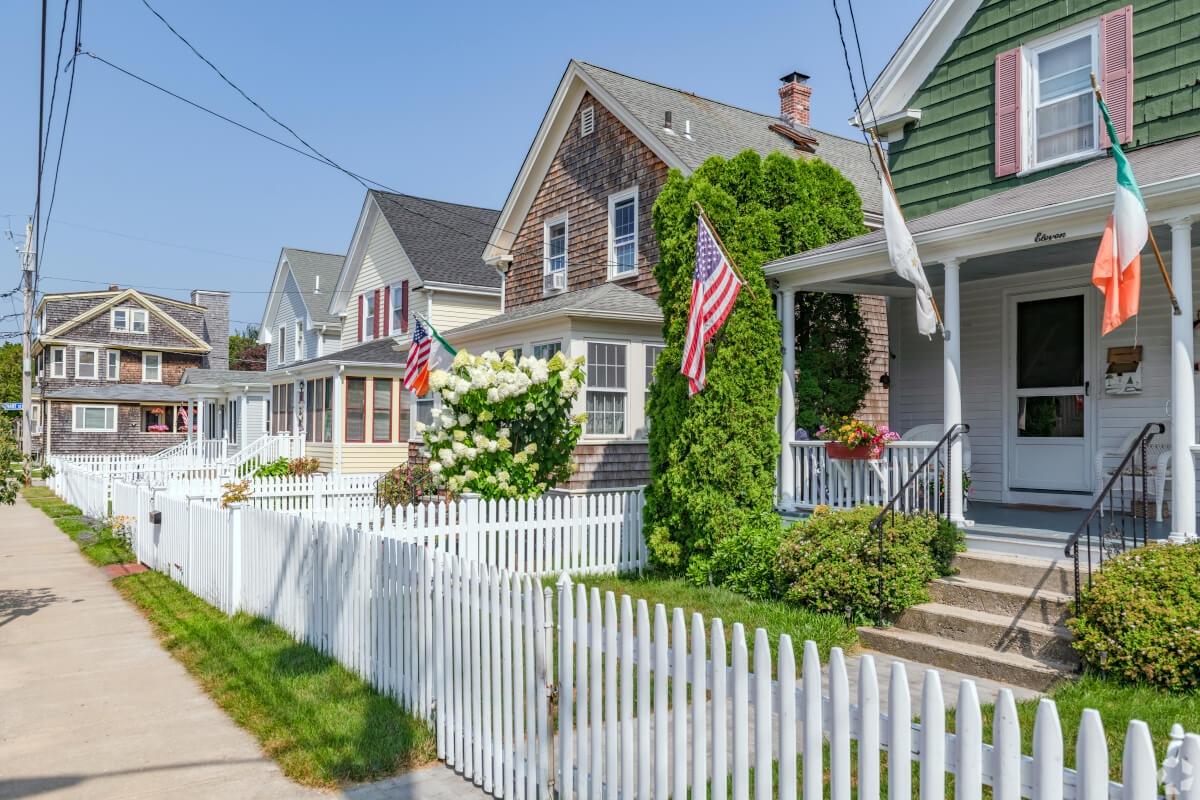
[691, 201, 755, 291]
[1090, 74, 1181, 316]
[868, 129, 946, 331]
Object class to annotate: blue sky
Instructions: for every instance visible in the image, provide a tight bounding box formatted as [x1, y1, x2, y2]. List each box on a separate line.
[0, 0, 929, 334]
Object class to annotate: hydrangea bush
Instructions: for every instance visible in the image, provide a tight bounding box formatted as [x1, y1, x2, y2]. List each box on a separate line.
[419, 349, 587, 499]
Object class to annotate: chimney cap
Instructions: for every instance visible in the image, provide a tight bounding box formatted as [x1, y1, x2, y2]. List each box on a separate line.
[780, 71, 810, 85]
[107, 284, 120, 291]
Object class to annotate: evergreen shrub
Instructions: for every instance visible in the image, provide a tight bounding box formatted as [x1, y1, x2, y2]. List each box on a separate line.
[1069, 543, 1200, 691]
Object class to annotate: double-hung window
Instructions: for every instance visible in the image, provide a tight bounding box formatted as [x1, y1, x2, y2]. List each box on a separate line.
[130, 309, 147, 333]
[413, 394, 434, 438]
[142, 351, 162, 383]
[106, 350, 120, 381]
[294, 321, 305, 361]
[533, 341, 561, 361]
[391, 284, 407, 334]
[585, 342, 627, 436]
[111, 309, 128, 331]
[345, 377, 366, 442]
[372, 378, 393, 442]
[73, 404, 117, 432]
[49, 347, 66, 378]
[1027, 27, 1098, 168]
[278, 326, 287, 364]
[113, 308, 148, 333]
[608, 189, 638, 278]
[543, 216, 568, 294]
[76, 348, 99, 380]
[364, 294, 377, 341]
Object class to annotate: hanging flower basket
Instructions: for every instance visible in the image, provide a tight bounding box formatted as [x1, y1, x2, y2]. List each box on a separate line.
[825, 442, 881, 460]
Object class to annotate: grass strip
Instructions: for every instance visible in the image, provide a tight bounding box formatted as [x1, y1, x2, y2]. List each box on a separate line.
[114, 570, 437, 788]
[22, 485, 135, 566]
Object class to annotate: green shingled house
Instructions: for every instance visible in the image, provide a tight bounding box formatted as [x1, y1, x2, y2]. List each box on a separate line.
[765, 0, 1200, 547]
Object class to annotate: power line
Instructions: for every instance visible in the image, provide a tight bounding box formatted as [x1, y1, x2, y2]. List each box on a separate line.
[830, 0, 882, 183]
[51, 218, 275, 263]
[39, 0, 83, 266]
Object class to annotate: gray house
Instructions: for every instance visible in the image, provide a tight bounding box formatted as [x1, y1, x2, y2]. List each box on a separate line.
[259, 248, 346, 368]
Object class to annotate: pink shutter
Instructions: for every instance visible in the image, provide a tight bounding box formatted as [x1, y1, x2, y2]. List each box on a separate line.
[401, 280, 409, 333]
[1099, 5, 1134, 147]
[994, 47, 1023, 177]
[357, 294, 364, 342]
[382, 285, 390, 336]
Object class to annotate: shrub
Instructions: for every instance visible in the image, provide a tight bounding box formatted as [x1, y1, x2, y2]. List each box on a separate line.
[646, 150, 868, 574]
[375, 463, 436, 508]
[288, 457, 320, 476]
[775, 506, 961, 624]
[684, 509, 785, 600]
[1069, 543, 1200, 691]
[252, 457, 290, 478]
[251, 456, 320, 478]
[421, 349, 586, 499]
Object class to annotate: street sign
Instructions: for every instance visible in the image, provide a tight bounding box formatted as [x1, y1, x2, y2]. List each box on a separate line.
[1, 402, 22, 411]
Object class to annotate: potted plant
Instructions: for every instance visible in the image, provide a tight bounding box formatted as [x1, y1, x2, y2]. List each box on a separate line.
[816, 416, 899, 460]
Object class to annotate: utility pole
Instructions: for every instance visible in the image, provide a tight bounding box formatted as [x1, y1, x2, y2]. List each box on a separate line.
[21, 217, 35, 457]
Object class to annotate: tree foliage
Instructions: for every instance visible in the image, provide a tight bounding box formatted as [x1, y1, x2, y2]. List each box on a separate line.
[794, 293, 871, 433]
[229, 325, 266, 371]
[645, 150, 867, 574]
[0, 343, 20, 405]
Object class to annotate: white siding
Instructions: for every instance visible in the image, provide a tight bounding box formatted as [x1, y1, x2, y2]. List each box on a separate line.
[341, 215, 421, 349]
[889, 252, 1199, 504]
[268, 270, 308, 369]
[431, 290, 501, 332]
[245, 396, 268, 441]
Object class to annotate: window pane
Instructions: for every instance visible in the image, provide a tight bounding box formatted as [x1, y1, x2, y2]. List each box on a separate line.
[1017, 395, 1085, 437]
[587, 342, 626, 389]
[547, 222, 566, 272]
[392, 287, 405, 330]
[373, 379, 392, 441]
[82, 406, 109, 430]
[1038, 37, 1091, 101]
[306, 380, 316, 442]
[416, 398, 434, 429]
[324, 380, 333, 442]
[1016, 296, 1084, 388]
[346, 377, 366, 441]
[586, 391, 626, 435]
[1036, 94, 1094, 162]
[533, 342, 561, 360]
[132, 311, 147, 332]
[613, 198, 636, 273]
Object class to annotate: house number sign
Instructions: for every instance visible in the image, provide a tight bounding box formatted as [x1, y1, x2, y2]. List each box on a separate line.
[1034, 231, 1068, 243]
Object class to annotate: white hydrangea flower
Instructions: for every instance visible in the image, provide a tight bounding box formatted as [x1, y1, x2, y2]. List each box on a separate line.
[524, 442, 537, 454]
[513, 452, 528, 465]
[428, 461, 443, 475]
[452, 430, 467, 442]
[451, 441, 467, 456]
[414, 421, 427, 433]
[439, 450, 456, 467]
[430, 370, 450, 390]
[524, 402, 536, 413]
[452, 350, 471, 369]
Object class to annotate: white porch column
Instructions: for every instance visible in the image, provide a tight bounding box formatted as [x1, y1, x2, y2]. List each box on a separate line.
[197, 397, 207, 440]
[943, 258, 965, 524]
[1169, 217, 1196, 543]
[185, 400, 193, 444]
[780, 288, 797, 508]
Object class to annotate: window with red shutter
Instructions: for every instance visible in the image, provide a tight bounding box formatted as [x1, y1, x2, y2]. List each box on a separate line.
[1099, 5, 1134, 147]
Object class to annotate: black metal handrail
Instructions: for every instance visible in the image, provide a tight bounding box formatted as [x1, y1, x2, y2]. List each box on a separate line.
[1064, 422, 1165, 614]
[868, 423, 969, 626]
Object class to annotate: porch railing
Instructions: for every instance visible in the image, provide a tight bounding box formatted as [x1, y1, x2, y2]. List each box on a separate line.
[868, 424, 969, 626]
[1064, 422, 1165, 614]
[789, 440, 942, 510]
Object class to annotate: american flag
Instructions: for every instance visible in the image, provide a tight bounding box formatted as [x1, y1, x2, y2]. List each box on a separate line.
[681, 215, 742, 395]
[404, 317, 433, 395]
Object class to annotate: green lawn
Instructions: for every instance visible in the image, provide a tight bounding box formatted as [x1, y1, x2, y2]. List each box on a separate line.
[115, 570, 436, 788]
[22, 485, 135, 566]
[547, 573, 858, 659]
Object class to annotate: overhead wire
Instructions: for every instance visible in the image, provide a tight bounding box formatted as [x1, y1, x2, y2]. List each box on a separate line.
[830, 0, 883, 183]
[39, 0, 83, 266]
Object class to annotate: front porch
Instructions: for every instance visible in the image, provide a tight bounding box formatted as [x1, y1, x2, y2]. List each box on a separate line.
[767, 135, 1200, 548]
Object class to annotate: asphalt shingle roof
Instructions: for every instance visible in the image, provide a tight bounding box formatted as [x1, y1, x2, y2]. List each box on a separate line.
[450, 283, 661, 338]
[370, 191, 501, 289]
[43, 385, 188, 402]
[285, 337, 408, 369]
[181, 368, 273, 386]
[577, 62, 882, 215]
[282, 248, 344, 325]
[767, 135, 1200, 264]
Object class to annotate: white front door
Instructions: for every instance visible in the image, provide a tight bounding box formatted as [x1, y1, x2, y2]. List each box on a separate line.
[1007, 288, 1094, 493]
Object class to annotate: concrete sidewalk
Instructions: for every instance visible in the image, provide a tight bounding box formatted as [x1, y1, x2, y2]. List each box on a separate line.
[0, 494, 477, 799]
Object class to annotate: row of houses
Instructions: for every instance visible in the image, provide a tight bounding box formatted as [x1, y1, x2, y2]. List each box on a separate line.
[29, 60, 890, 490]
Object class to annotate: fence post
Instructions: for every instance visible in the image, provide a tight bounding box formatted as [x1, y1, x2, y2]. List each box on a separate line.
[228, 503, 244, 615]
[557, 573, 573, 800]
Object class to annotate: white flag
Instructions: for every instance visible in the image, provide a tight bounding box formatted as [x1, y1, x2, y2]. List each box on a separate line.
[881, 176, 937, 337]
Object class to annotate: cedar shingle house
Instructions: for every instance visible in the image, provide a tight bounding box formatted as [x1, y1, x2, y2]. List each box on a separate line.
[30, 286, 229, 457]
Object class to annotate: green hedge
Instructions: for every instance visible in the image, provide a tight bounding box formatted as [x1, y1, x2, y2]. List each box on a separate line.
[1069, 543, 1200, 691]
[776, 506, 963, 624]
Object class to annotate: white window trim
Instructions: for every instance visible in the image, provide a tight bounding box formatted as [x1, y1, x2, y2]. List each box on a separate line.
[75, 347, 100, 380]
[49, 346, 66, 378]
[607, 187, 639, 280]
[72, 404, 118, 433]
[636, 342, 666, 440]
[583, 340, 630, 440]
[1018, 20, 1102, 175]
[110, 308, 129, 332]
[106, 350, 120, 381]
[391, 285, 406, 333]
[543, 214, 569, 295]
[294, 321, 305, 361]
[142, 351, 163, 383]
[363, 294, 377, 342]
[278, 326, 287, 365]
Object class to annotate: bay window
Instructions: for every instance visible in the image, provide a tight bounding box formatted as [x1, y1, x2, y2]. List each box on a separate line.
[585, 342, 627, 436]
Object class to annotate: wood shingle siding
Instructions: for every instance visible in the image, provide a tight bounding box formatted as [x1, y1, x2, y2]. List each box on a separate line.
[889, 0, 1200, 218]
[506, 93, 667, 310]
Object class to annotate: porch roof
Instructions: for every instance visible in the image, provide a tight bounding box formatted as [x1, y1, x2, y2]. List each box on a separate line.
[764, 134, 1200, 288]
[43, 385, 188, 402]
[180, 368, 274, 389]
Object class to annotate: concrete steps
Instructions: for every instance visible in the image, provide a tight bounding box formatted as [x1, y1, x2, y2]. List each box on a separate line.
[857, 552, 1081, 692]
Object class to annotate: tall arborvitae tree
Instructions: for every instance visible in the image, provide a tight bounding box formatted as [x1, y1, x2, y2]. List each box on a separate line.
[645, 150, 867, 577]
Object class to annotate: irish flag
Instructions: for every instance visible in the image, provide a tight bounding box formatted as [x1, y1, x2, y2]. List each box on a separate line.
[404, 316, 456, 397]
[1092, 94, 1148, 335]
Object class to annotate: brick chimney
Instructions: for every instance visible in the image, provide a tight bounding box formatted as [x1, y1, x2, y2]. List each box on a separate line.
[191, 289, 230, 370]
[779, 72, 812, 128]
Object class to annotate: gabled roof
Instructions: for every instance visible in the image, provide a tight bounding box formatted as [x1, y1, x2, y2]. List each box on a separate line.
[450, 283, 661, 340]
[484, 60, 882, 263]
[852, 0, 984, 134]
[42, 288, 211, 352]
[181, 368, 273, 388]
[284, 336, 407, 370]
[258, 248, 344, 341]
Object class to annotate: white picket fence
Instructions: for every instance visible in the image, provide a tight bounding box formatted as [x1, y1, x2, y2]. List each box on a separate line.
[168, 472, 382, 512]
[54, 463, 109, 519]
[98, 481, 1200, 800]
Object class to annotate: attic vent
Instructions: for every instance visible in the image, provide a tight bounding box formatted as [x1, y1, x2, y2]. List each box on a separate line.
[580, 105, 595, 136]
